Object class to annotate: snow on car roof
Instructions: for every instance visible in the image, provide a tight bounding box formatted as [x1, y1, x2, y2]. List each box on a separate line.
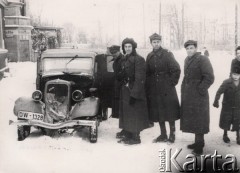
[41, 48, 106, 58]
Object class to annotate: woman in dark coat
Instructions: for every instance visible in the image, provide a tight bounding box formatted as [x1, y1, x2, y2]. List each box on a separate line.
[146, 33, 181, 143]
[117, 38, 149, 145]
[213, 67, 240, 145]
[180, 40, 214, 155]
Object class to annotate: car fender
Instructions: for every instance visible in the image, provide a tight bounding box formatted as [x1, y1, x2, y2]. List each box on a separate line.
[13, 97, 44, 116]
[70, 97, 100, 119]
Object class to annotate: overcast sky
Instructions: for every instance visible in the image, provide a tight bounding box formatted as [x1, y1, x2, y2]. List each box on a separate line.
[28, 0, 239, 45]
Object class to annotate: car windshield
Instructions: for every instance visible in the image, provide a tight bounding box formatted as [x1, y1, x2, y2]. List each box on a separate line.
[42, 57, 93, 74]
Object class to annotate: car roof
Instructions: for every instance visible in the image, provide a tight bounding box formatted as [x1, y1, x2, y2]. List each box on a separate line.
[41, 48, 106, 59]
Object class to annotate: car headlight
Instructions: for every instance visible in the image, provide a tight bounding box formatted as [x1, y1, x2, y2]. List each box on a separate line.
[32, 90, 42, 101]
[72, 90, 83, 102]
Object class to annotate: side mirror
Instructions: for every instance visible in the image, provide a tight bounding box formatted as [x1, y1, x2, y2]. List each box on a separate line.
[32, 90, 42, 101]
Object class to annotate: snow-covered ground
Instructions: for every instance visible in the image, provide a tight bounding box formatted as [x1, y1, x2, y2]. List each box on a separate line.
[0, 50, 239, 173]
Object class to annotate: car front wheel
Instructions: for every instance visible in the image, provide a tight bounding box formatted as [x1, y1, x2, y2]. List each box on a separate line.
[17, 126, 31, 141]
[89, 121, 98, 143]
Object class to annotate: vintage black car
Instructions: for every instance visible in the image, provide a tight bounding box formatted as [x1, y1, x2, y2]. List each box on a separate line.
[9, 48, 115, 143]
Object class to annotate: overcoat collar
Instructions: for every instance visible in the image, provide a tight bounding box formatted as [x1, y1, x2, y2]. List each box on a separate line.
[185, 52, 201, 70]
[148, 47, 163, 59]
[224, 78, 240, 91]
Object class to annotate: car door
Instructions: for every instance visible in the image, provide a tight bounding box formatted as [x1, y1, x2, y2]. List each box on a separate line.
[94, 54, 114, 108]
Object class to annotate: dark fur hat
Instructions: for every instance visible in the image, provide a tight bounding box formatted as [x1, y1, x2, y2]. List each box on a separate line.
[122, 38, 137, 54]
[109, 45, 120, 54]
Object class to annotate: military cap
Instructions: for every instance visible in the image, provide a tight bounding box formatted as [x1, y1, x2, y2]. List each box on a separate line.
[149, 33, 162, 42]
[184, 40, 198, 48]
[109, 45, 120, 54]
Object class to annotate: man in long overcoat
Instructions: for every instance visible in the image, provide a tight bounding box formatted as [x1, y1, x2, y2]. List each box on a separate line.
[117, 38, 149, 145]
[180, 40, 214, 155]
[109, 45, 124, 118]
[146, 33, 181, 143]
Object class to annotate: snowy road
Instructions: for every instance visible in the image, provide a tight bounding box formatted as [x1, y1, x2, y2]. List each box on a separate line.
[0, 50, 239, 173]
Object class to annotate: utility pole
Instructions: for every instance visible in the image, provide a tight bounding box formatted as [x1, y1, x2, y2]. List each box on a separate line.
[159, 0, 162, 35]
[235, 2, 238, 52]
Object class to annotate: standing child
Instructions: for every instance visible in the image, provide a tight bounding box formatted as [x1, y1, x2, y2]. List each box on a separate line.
[213, 67, 240, 145]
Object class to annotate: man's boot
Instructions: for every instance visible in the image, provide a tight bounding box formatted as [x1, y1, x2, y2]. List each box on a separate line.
[117, 131, 132, 143]
[223, 130, 230, 143]
[116, 130, 130, 139]
[192, 143, 204, 156]
[153, 122, 168, 143]
[187, 143, 196, 149]
[223, 134, 230, 143]
[192, 134, 204, 156]
[123, 132, 141, 145]
[153, 134, 168, 143]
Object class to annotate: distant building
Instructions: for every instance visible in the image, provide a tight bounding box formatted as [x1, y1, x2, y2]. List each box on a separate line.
[4, 0, 32, 62]
[0, 0, 8, 80]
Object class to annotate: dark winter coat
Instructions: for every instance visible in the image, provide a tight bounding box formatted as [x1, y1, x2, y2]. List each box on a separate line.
[112, 53, 124, 118]
[214, 78, 240, 131]
[146, 47, 181, 122]
[119, 53, 149, 133]
[180, 52, 214, 134]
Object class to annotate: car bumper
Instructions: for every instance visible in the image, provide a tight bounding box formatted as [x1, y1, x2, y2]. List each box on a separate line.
[9, 119, 98, 129]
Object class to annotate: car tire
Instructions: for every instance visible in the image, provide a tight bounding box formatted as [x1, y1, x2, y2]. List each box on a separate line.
[17, 126, 31, 141]
[89, 121, 98, 143]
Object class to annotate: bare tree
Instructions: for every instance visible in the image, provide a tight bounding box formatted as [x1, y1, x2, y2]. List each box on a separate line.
[62, 23, 75, 43]
[169, 4, 183, 49]
[76, 29, 87, 44]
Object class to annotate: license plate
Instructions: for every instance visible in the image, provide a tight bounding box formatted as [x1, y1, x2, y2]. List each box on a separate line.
[18, 111, 44, 121]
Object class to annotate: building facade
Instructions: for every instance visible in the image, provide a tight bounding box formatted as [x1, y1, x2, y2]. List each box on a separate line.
[4, 0, 32, 62]
[0, 0, 8, 80]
